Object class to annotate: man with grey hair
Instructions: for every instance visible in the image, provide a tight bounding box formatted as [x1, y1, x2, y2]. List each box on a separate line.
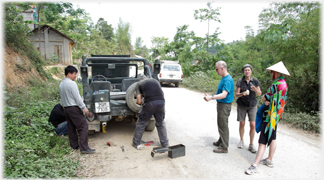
[204, 60, 234, 153]
[132, 77, 169, 149]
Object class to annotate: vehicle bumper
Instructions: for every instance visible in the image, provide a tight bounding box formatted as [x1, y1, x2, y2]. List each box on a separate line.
[159, 79, 183, 83]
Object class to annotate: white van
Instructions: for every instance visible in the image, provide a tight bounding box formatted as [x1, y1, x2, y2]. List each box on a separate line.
[157, 61, 183, 87]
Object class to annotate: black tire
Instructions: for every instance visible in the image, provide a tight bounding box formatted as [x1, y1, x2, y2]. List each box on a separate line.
[126, 83, 142, 113]
[145, 117, 156, 131]
[175, 82, 179, 87]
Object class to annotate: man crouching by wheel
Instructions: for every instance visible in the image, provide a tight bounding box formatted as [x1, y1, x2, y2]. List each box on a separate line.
[132, 75, 169, 150]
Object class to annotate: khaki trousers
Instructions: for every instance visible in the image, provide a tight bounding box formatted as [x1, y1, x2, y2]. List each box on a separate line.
[216, 102, 232, 149]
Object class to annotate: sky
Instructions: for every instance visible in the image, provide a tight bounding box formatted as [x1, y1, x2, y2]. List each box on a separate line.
[73, 0, 271, 48]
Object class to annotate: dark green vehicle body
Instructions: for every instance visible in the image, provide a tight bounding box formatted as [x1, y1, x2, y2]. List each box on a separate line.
[79, 54, 156, 133]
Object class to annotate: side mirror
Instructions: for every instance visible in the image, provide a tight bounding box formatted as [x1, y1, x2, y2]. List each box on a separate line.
[77, 76, 82, 83]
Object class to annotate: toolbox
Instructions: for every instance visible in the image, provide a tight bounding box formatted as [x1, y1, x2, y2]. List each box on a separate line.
[151, 144, 185, 158]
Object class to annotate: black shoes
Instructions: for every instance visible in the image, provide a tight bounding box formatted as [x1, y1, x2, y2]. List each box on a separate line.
[81, 148, 96, 154]
[213, 141, 221, 147]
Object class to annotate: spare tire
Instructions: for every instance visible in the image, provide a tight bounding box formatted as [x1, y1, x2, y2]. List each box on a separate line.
[126, 82, 142, 113]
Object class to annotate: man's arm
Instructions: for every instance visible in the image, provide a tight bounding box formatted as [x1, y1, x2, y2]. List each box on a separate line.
[136, 94, 142, 105]
[71, 82, 89, 115]
[204, 90, 228, 101]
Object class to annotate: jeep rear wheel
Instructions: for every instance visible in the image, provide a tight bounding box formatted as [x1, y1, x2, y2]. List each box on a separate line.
[126, 83, 142, 113]
[175, 82, 179, 87]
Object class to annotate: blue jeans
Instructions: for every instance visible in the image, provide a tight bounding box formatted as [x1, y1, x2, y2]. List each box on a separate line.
[55, 121, 68, 135]
[133, 100, 169, 147]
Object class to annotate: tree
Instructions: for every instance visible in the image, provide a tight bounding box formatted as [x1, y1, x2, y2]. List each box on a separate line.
[194, 2, 221, 52]
[257, 2, 320, 113]
[244, 25, 255, 39]
[134, 37, 149, 59]
[115, 18, 133, 56]
[95, 17, 114, 41]
[166, 25, 195, 59]
[151, 36, 169, 57]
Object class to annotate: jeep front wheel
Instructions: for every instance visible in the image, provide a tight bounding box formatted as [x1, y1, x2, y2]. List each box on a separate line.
[126, 83, 142, 113]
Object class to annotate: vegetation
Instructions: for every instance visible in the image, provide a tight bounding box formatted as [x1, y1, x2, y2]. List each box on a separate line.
[3, 1, 320, 178]
[4, 79, 79, 178]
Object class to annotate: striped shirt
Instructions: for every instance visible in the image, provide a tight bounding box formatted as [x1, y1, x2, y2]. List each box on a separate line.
[59, 78, 86, 110]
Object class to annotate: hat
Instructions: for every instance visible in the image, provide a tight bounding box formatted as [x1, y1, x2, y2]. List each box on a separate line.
[242, 64, 252, 73]
[265, 61, 290, 76]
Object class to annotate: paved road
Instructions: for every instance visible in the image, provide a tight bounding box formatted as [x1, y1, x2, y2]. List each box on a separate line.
[80, 85, 322, 179]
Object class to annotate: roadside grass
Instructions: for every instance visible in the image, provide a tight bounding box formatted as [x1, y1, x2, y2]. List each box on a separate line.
[4, 78, 79, 178]
[181, 71, 321, 134]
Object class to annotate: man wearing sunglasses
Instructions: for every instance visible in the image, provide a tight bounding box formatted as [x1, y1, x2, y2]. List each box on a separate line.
[204, 61, 234, 153]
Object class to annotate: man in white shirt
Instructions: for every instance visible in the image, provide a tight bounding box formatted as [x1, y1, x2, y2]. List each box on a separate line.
[59, 65, 95, 154]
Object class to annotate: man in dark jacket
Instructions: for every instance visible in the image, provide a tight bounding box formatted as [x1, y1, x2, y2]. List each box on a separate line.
[48, 103, 68, 136]
[132, 75, 169, 150]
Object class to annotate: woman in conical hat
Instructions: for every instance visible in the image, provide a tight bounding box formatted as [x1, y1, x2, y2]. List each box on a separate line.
[245, 61, 290, 175]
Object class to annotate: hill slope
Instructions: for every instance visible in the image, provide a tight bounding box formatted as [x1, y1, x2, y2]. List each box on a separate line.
[4, 43, 46, 90]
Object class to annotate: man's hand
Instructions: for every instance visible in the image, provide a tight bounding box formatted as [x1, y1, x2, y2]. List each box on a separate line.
[83, 108, 89, 115]
[204, 92, 211, 102]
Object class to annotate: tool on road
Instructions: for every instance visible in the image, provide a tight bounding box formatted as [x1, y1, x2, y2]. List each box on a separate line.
[151, 144, 185, 158]
[141, 140, 160, 146]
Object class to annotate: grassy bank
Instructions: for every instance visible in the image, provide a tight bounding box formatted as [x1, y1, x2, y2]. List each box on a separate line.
[181, 71, 321, 134]
[4, 79, 79, 178]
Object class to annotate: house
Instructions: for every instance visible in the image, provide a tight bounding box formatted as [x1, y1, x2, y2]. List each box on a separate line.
[30, 25, 75, 64]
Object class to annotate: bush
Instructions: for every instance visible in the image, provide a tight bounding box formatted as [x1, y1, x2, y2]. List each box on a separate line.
[282, 111, 321, 133]
[6, 78, 61, 108]
[4, 100, 79, 178]
[182, 71, 221, 93]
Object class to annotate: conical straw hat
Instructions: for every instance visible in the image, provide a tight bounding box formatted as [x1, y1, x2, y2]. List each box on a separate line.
[265, 61, 290, 76]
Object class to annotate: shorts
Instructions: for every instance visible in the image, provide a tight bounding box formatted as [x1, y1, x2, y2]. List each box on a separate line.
[258, 121, 277, 146]
[237, 105, 257, 122]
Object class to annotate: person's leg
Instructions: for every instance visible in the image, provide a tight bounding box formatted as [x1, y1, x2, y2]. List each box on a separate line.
[132, 102, 154, 146]
[153, 100, 169, 147]
[253, 143, 266, 165]
[268, 140, 277, 161]
[249, 121, 256, 145]
[248, 106, 257, 145]
[216, 103, 231, 149]
[67, 107, 90, 151]
[239, 121, 245, 141]
[237, 105, 247, 141]
[253, 121, 269, 165]
[55, 121, 68, 135]
[64, 108, 79, 149]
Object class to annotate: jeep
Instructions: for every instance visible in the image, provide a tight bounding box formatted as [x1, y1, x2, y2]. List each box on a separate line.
[78, 54, 156, 133]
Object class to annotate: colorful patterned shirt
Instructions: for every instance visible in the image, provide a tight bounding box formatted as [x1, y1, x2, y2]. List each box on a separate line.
[264, 76, 288, 141]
